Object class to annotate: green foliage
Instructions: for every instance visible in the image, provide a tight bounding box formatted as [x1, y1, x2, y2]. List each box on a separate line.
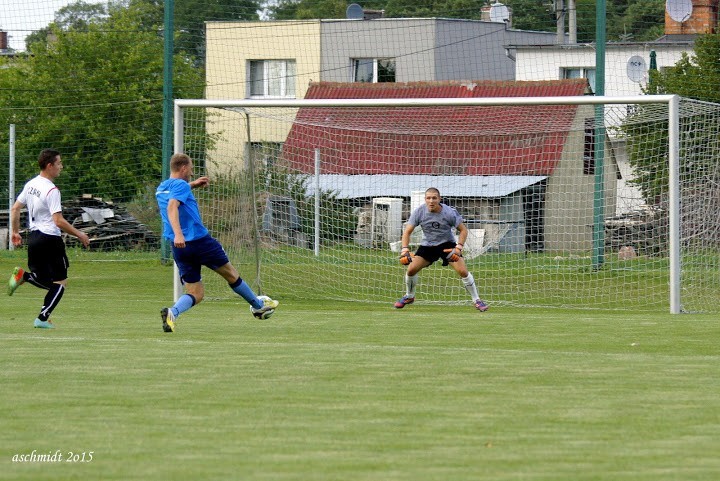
[507, 0, 556, 32]
[24, 0, 109, 47]
[27, 0, 261, 58]
[261, 156, 359, 243]
[607, 0, 664, 42]
[192, 171, 258, 250]
[571, 0, 664, 43]
[647, 34, 720, 103]
[0, 1, 204, 202]
[625, 35, 720, 205]
[124, 0, 261, 62]
[265, 0, 663, 43]
[383, 0, 484, 19]
[269, 0, 344, 19]
[269, 0, 384, 19]
[125, 182, 163, 235]
[249, 142, 357, 244]
[622, 111, 668, 205]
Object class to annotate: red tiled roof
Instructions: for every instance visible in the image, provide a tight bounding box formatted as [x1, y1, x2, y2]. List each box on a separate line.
[282, 79, 589, 176]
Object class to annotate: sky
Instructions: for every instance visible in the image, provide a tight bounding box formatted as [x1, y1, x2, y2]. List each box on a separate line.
[0, 0, 74, 51]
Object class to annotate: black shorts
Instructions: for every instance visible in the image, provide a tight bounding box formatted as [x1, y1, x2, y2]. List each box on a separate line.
[28, 230, 69, 282]
[415, 241, 457, 266]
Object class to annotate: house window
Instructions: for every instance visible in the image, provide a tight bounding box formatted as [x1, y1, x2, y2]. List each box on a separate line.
[352, 58, 396, 83]
[249, 60, 296, 98]
[561, 67, 596, 93]
[583, 118, 595, 175]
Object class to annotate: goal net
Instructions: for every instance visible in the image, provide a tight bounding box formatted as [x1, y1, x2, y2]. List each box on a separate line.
[175, 92, 720, 313]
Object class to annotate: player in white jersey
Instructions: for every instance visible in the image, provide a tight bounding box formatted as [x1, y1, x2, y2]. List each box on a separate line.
[7, 149, 90, 329]
[395, 187, 489, 311]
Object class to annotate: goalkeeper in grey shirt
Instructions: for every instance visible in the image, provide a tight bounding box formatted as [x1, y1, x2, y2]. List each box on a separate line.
[395, 187, 489, 311]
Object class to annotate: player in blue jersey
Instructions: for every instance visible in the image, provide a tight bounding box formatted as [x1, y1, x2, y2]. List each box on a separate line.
[395, 187, 488, 311]
[155, 153, 278, 332]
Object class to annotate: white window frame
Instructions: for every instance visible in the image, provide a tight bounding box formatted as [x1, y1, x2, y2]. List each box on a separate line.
[561, 67, 596, 93]
[351, 58, 396, 83]
[249, 60, 296, 99]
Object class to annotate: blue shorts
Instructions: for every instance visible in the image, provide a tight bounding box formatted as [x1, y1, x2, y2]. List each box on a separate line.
[172, 235, 230, 284]
[415, 241, 457, 266]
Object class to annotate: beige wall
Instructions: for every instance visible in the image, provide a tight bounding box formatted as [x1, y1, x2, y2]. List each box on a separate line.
[545, 106, 617, 252]
[205, 21, 322, 173]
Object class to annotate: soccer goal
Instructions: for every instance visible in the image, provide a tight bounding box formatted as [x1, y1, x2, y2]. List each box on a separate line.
[174, 93, 720, 313]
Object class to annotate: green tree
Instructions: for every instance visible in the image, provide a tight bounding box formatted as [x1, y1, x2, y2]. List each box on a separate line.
[0, 1, 204, 202]
[265, 0, 662, 43]
[25, 1, 108, 48]
[268, 0, 494, 20]
[26, 0, 261, 62]
[624, 34, 720, 205]
[647, 34, 720, 103]
[507, 0, 556, 32]
[269, 0, 384, 19]
[123, 0, 261, 62]
[383, 0, 483, 19]
[606, 0, 664, 42]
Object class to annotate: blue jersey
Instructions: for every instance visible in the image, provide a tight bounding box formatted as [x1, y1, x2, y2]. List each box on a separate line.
[156, 178, 209, 242]
[407, 203, 463, 246]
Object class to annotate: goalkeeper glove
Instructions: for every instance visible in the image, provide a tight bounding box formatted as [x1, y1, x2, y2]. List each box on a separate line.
[399, 249, 414, 265]
[443, 244, 463, 263]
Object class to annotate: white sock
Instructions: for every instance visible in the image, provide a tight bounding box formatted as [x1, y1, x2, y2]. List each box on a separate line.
[462, 273, 479, 301]
[406, 274, 418, 297]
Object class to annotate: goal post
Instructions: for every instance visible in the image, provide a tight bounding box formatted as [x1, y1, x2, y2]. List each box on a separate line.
[170, 94, 715, 314]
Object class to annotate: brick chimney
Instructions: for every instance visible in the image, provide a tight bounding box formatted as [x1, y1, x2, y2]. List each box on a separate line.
[665, 0, 719, 34]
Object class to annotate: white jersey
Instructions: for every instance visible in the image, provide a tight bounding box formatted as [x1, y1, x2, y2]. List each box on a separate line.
[16, 175, 62, 236]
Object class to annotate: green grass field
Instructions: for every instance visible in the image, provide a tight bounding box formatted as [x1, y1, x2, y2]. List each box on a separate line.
[1, 250, 718, 480]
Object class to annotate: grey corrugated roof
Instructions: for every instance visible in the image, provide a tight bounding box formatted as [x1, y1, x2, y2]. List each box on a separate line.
[305, 174, 547, 199]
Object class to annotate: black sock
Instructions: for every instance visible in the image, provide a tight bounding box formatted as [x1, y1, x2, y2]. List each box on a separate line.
[26, 272, 52, 290]
[38, 284, 65, 321]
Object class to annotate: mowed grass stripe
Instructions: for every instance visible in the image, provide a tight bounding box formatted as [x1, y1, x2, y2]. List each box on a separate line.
[1, 253, 719, 480]
[3, 333, 719, 365]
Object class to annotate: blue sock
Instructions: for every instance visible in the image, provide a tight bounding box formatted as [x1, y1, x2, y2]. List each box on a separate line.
[171, 294, 196, 319]
[230, 278, 262, 309]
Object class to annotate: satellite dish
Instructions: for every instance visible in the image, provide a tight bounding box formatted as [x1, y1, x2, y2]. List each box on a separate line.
[346, 3, 364, 20]
[489, 2, 510, 23]
[666, 0, 693, 23]
[627, 55, 647, 83]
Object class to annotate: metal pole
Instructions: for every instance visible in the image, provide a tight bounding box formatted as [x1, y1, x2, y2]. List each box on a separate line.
[592, 0, 606, 270]
[161, 0, 175, 263]
[172, 102, 184, 302]
[8, 124, 15, 251]
[668, 95, 681, 313]
[246, 112, 263, 292]
[176, 96, 678, 109]
[314, 148, 320, 256]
